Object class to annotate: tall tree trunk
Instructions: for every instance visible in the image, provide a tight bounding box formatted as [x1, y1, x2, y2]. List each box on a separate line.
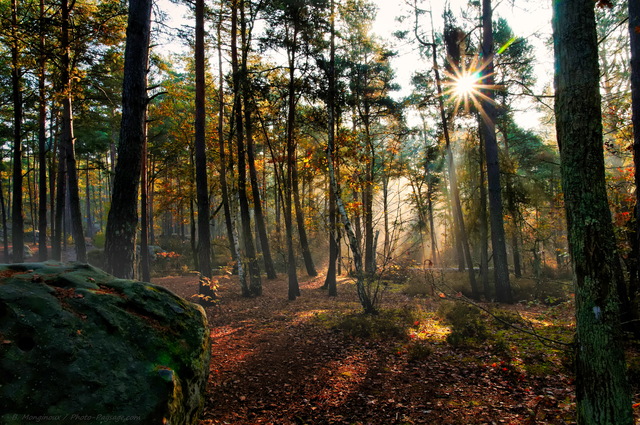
[0, 189, 7, 262]
[104, 0, 152, 278]
[424, 38, 478, 298]
[245, 89, 276, 279]
[292, 153, 317, 276]
[195, 0, 215, 299]
[481, 0, 510, 302]
[61, 0, 86, 263]
[232, 0, 262, 296]
[11, 0, 24, 263]
[234, 4, 275, 279]
[324, 0, 338, 296]
[25, 148, 35, 244]
[327, 120, 371, 313]
[285, 27, 300, 300]
[382, 176, 391, 262]
[500, 128, 522, 278]
[478, 126, 490, 297]
[85, 162, 92, 239]
[52, 144, 66, 261]
[553, 1, 633, 423]
[628, 0, 640, 327]
[426, 180, 438, 266]
[37, 0, 47, 261]
[140, 122, 150, 282]
[49, 135, 56, 250]
[506, 181, 522, 278]
[217, 6, 236, 263]
[363, 122, 375, 275]
[149, 170, 155, 246]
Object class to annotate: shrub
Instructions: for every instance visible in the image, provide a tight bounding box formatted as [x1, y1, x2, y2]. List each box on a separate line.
[402, 267, 440, 297]
[406, 341, 433, 362]
[93, 232, 106, 249]
[381, 256, 417, 286]
[330, 308, 419, 340]
[436, 301, 488, 347]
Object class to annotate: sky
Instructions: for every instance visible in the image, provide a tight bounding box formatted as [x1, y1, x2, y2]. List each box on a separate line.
[155, 0, 554, 131]
[370, 0, 554, 130]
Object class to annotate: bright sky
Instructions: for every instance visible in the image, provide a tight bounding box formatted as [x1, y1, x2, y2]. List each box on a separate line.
[155, 0, 554, 131]
[371, 0, 554, 131]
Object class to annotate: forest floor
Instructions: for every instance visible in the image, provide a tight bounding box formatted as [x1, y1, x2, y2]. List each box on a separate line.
[152, 271, 639, 425]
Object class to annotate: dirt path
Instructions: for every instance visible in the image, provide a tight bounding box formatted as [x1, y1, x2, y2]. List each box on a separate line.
[151, 273, 595, 425]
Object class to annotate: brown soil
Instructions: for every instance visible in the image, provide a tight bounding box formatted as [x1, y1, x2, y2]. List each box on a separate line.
[152, 273, 639, 425]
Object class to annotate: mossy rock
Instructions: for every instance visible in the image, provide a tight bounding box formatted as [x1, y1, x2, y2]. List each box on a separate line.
[0, 262, 210, 425]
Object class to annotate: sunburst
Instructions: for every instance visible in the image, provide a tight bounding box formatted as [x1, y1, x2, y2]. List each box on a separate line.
[443, 55, 499, 122]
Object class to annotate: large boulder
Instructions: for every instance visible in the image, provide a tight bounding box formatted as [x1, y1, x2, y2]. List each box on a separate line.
[0, 262, 210, 425]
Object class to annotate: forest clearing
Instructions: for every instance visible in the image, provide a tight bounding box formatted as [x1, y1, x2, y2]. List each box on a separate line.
[153, 270, 640, 425]
[3, 0, 640, 422]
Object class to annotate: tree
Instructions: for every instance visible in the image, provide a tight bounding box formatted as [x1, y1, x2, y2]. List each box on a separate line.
[194, 0, 216, 301]
[215, 3, 238, 268]
[241, 1, 276, 281]
[628, 0, 640, 326]
[492, 17, 536, 280]
[231, 0, 262, 297]
[410, 4, 479, 298]
[323, 0, 338, 296]
[104, 0, 152, 278]
[37, 0, 47, 261]
[60, 0, 87, 263]
[342, 0, 399, 277]
[262, 0, 325, 290]
[552, 0, 633, 423]
[480, 0, 510, 302]
[10, 0, 24, 263]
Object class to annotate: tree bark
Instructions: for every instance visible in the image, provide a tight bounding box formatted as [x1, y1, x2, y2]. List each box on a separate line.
[324, 0, 338, 296]
[363, 124, 375, 276]
[480, 0, 510, 302]
[292, 154, 317, 276]
[628, 0, 640, 327]
[232, 0, 262, 296]
[478, 126, 490, 297]
[328, 125, 371, 313]
[11, 0, 24, 263]
[52, 143, 66, 261]
[104, 0, 152, 278]
[425, 39, 478, 298]
[37, 0, 47, 261]
[216, 6, 236, 263]
[195, 0, 215, 297]
[0, 173, 9, 262]
[60, 0, 87, 263]
[244, 82, 276, 279]
[140, 125, 150, 282]
[285, 26, 300, 300]
[553, 0, 633, 422]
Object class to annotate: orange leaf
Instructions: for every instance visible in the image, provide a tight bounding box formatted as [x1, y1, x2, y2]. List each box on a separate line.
[438, 292, 446, 298]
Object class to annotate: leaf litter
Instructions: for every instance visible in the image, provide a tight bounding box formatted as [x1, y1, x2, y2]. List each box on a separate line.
[153, 273, 640, 425]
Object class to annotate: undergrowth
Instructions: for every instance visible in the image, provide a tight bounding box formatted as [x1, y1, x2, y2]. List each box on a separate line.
[316, 307, 420, 340]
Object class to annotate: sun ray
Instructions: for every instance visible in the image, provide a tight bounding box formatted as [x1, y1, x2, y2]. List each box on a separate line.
[442, 55, 500, 119]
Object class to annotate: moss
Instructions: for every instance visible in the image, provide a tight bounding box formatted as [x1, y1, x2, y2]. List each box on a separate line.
[0, 262, 209, 424]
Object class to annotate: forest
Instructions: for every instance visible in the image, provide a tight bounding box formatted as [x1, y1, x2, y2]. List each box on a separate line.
[1, 0, 639, 423]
